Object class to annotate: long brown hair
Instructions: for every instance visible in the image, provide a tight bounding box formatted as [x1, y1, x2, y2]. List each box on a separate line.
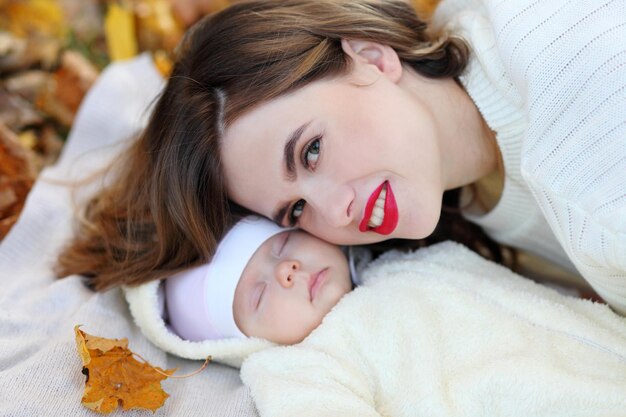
[57, 0, 506, 291]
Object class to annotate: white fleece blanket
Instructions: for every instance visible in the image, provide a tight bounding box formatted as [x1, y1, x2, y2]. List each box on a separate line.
[241, 242, 626, 417]
[0, 54, 259, 417]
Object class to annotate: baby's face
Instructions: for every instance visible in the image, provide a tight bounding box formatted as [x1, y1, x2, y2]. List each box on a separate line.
[233, 230, 352, 345]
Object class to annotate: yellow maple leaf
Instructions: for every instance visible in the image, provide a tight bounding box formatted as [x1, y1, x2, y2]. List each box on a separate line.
[74, 325, 175, 414]
[413, 0, 441, 18]
[152, 50, 173, 78]
[104, 3, 138, 61]
[1, 0, 66, 39]
[135, 0, 185, 52]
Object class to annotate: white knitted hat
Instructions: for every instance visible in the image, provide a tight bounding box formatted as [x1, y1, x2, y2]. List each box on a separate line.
[164, 216, 286, 341]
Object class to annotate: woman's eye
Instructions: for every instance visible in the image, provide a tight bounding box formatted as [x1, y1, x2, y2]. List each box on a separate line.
[287, 134, 321, 225]
[289, 199, 305, 224]
[303, 136, 321, 169]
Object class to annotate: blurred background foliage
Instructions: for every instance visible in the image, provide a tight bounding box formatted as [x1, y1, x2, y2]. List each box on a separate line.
[0, 0, 438, 240]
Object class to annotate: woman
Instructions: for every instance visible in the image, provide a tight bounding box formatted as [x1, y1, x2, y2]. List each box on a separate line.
[57, 0, 626, 313]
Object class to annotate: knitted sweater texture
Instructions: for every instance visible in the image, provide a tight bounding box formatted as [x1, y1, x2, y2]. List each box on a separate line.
[433, 0, 626, 313]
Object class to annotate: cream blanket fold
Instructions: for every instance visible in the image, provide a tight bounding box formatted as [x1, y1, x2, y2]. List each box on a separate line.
[0, 54, 259, 417]
[241, 242, 626, 417]
[124, 281, 275, 368]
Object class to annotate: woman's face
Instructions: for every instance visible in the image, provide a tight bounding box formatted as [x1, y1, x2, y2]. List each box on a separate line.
[221, 42, 447, 245]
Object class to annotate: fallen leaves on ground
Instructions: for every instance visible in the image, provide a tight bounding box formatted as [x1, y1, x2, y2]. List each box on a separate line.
[74, 325, 212, 413]
[0, 0, 191, 241]
[0, 121, 36, 238]
[0, 0, 66, 39]
[74, 325, 176, 413]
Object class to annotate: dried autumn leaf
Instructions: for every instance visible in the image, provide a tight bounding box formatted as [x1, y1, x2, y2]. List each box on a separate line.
[0, 32, 62, 74]
[1, 0, 66, 39]
[412, 0, 440, 18]
[152, 50, 172, 78]
[74, 325, 176, 414]
[0, 122, 36, 238]
[0, 121, 37, 181]
[4, 70, 50, 102]
[135, 0, 185, 52]
[52, 50, 99, 115]
[36, 50, 99, 127]
[104, 3, 138, 61]
[0, 89, 43, 131]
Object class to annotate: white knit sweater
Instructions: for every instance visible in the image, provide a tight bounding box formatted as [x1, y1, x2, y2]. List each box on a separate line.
[432, 0, 626, 313]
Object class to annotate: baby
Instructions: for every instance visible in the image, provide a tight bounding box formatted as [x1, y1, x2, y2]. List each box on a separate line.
[164, 216, 354, 345]
[128, 216, 626, 417]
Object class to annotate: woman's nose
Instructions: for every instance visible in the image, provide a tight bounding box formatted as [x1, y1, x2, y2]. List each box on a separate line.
[275, 260, 301, 288]
[307, 183, 354, 228]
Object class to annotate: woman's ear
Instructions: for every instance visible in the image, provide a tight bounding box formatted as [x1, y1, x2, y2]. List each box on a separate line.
[341, 39, 403, 83]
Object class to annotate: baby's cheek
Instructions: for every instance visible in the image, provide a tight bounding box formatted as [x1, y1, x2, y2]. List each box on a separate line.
[276, 306, 320, 345]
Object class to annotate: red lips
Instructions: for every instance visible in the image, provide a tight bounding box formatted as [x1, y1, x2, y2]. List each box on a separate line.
[358, 181, 399, 235]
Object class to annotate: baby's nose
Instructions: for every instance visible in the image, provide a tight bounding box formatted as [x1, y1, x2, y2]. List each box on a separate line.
[275, 260, 301, 288]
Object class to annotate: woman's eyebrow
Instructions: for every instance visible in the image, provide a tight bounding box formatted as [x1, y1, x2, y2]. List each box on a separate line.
[283, 120, 312, 182]
[273, 120, 313, 224]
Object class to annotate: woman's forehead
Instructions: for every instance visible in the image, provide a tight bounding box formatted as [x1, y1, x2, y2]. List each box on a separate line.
[220, 113, 291, 216]
[221, 114, 284, 178]
[225, 74, 345, 134]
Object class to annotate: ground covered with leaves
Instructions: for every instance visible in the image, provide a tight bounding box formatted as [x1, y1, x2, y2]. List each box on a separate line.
[0, 0, 203, 240]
